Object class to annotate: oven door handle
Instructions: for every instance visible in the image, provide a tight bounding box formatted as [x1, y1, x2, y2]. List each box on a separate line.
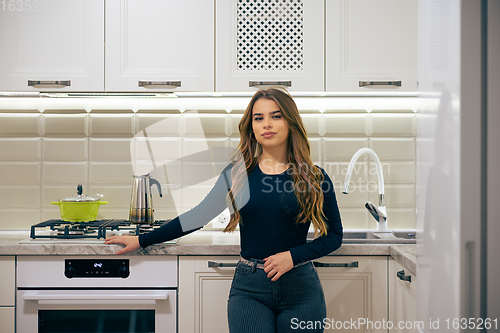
[22, 292, 169, 301]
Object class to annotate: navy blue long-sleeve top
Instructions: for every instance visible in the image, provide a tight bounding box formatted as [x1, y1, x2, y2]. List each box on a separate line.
[139, 163, 343, 265]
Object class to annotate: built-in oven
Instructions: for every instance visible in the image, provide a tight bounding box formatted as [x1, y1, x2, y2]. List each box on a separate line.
[17, 256, 177, 333]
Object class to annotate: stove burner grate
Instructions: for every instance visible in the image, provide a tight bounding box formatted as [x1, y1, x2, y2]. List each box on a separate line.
[29, 219, 171, 239]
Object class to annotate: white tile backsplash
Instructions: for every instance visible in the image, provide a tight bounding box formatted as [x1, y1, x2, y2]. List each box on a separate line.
[89, 113, 135, 137]
[0, 209, 40, 230]
[300, 113, 321, 135]
[183, 113, 228, 136]
[0, 186, 40, 208]
[0, 162, 40, 184]
[42, 138, 88, 161]
[42, 162, 88, 184]
[369, 137, 416, 161]
[89, 162, 134, 184]
[133, 137, 182, 162]
[323, 113, 368, 136]
[0, 138, 41, 161]
[0, 113, 41, 137]
[90, 138, 133, 162]
[43, 113, 88, 137]
[369, 113, 416, 137]
[322, 138, 369, 161]
[0, 98, 418, 229]
[135, 112, 182, 137]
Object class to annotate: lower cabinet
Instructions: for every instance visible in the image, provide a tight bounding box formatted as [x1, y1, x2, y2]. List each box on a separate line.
[315, 256, 388, 332]
[178, 256, 236, 333]
[0, 256, 15, 333]
[389, 259, 418, 333]
[178, 256, 388, 333]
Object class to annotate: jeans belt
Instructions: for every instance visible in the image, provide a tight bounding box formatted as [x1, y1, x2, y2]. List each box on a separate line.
[239, 256, 311, 270]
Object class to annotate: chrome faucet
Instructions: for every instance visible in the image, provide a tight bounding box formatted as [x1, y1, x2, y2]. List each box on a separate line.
[343, 148, 388, 232]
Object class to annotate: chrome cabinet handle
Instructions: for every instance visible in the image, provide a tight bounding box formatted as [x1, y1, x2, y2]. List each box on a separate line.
[249, 81, 292, 88]
[313, 261, 359, 268]
[208, 261, 237, 268]
[138, 81, 181, 88]
[28, 80, 71, 87]
[397, 269, 411, 282]
[359, 81, 401, 87]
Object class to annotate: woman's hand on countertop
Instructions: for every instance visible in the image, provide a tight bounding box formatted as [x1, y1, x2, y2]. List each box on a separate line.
[263, 251, 294, 281]
[104, 236, 140, 255]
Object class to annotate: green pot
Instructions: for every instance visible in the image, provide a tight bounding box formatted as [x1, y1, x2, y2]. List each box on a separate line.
[51, 184, 108, 222]
[51, 200, 108, 222]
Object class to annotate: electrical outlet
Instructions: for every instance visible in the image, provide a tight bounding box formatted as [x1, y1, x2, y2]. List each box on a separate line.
[212, 209, 230, 229]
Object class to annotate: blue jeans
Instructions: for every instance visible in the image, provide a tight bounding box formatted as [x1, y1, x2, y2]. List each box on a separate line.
[227, 257, 327, 333]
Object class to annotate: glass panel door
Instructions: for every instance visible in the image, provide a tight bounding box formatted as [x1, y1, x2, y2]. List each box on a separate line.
[39, 310, 155, 333]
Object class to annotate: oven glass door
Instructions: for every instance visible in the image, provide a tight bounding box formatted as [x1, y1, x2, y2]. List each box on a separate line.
[17, 289, 176, 333]
[39, 310, 155, 333]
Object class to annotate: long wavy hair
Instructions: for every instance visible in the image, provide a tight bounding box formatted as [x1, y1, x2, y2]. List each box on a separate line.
[223, 87, 329, 236]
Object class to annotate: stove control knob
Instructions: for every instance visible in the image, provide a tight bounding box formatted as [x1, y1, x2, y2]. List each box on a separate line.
[65, 267, 76, 278]
[118, 266, 129, 278]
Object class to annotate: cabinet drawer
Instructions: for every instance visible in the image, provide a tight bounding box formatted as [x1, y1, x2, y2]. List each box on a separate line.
[0, 307, 15, 333]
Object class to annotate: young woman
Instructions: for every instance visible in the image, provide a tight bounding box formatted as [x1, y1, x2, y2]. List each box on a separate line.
[105, 87, 343, 333]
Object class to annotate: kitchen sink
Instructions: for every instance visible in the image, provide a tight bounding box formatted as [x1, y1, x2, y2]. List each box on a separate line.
[307, 230, 417, 244]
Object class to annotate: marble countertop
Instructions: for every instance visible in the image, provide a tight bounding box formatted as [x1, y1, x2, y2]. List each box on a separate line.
[389, 244, 417, 275]
[0, 231, 416, 274]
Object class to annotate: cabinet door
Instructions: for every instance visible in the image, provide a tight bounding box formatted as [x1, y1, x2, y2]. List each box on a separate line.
[315, 256, 388, 333]
[179, 256, 238, 333]
[105, 0, 214, 92]
[326, 0, 417, 91]
[0, 307, 15, 333]
[0, 256, 15, 306]
[0, 0, 104, 92]
[216, 0, 324, 92]
[389, 259, 417, 333]
[0, 257, 15, 333]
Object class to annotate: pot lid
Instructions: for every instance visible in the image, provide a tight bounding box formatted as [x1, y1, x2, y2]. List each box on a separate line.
[59, 184, 100, 202]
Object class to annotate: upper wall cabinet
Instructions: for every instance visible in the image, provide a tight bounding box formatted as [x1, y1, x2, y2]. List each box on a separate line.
[216, 0, 324, 92]
[326, 0, 418, 91]
[105, 0, 214, 92]
[0, 0, 104, 92]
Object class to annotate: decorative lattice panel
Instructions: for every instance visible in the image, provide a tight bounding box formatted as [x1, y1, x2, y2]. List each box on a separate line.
[237, 0, 304, 71]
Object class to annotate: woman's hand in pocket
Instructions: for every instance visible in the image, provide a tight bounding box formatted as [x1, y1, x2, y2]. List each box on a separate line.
[263, 251, 294, 281]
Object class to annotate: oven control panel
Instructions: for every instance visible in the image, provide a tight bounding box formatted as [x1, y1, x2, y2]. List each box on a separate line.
[65, 259, 130, 278]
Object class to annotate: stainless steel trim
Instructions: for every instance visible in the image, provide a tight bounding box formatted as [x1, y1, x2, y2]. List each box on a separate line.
[359, 81, 402, 87]
[249, 81, 292, 87]
[22, 292, 169, 301]
[28, 80, 71, 87]
[379, 194, 386, 207]
[138, 81, 181, 88]
[313, 261, 359, 268]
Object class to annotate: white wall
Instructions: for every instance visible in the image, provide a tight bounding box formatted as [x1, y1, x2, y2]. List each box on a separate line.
[0, 96, 417, 230]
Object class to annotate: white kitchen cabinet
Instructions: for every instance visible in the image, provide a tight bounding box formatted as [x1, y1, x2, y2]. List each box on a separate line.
[315, 256, 388, 333]
[105, 0, 214, 92]
[216, 0, 324, 92]
[0, 0, 104, 92]
[179, 255, 388, 333]
[388, 259, 417, 333]
[326, 0, 418, 91]
[0, 256, 15, 333]
[178, 256, 236, 333]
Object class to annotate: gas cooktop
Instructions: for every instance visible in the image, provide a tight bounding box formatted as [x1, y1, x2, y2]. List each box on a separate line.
[19, 219, 178, 244]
